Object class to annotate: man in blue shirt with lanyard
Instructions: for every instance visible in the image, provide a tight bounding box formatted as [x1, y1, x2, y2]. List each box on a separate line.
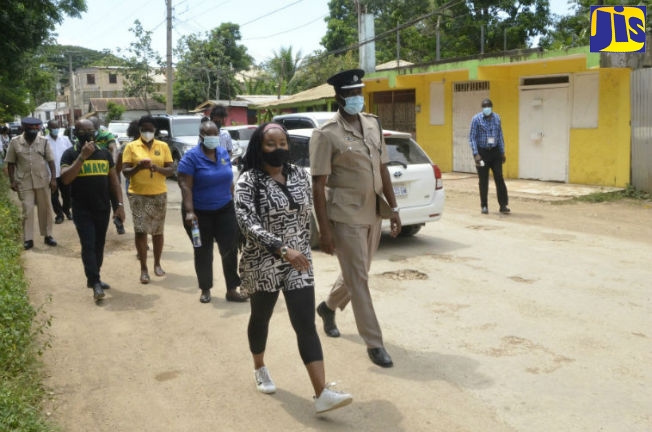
[469, 98, 510, 214]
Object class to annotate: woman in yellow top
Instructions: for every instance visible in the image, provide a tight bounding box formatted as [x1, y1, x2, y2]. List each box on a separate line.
[122, 116, 175, 284]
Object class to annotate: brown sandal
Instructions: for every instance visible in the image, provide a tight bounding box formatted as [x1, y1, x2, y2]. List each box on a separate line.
[140, 272, 150, 284]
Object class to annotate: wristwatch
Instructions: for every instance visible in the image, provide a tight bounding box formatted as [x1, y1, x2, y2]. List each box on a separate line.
[117, 202, 124, 207]
[280, 246, 288, 260]
[392, 207, 400, 213]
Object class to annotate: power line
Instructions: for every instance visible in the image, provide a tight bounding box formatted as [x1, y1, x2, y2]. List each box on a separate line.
[243, 14, 326, 41]
[239, 0, 304, 27]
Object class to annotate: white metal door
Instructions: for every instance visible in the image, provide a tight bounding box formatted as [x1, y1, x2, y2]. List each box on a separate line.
[452, 82, 490, 173]
[518, 86, 570, 182]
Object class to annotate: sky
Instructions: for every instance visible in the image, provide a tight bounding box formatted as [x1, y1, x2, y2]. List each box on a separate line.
[53, 0, 572, 65]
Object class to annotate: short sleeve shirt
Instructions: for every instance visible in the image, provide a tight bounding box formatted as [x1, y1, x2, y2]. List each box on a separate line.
[122, 138, 173, 195]
[219, 129, 233, 152]
[4, 134, 55, 191]
[309, 112, 389, 225]
[60, 145, 114, 212]
[177, 144, 233, 211]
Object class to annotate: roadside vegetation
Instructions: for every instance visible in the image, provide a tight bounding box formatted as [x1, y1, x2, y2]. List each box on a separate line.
[0, 174, 56, 432]
[573, 184, 651, 203]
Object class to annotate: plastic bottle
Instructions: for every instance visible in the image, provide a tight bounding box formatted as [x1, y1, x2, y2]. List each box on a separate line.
[191, 220, 202, 248]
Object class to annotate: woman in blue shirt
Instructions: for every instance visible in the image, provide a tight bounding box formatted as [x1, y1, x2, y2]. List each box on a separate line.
[177, 120, 248, 304]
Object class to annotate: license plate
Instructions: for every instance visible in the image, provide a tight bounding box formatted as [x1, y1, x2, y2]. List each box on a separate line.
[393, 185, 408, 198]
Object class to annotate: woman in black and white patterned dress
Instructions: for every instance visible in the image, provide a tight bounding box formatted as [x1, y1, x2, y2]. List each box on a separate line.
[234, 122, 352, 414]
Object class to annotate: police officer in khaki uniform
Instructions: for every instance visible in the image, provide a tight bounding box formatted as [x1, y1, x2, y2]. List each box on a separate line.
[5, 117, 58, 250]
[310, 69, 401, 368]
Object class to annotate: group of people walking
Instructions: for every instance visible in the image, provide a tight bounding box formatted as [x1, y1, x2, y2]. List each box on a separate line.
[10, 69, 515, 415]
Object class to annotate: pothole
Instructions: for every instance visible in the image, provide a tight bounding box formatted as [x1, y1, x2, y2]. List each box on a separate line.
[380, 269, 428, 280]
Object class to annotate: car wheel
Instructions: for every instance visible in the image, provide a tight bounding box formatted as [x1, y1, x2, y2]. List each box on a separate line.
[398, 224, 422, 237]
[310, 213, 320, 249]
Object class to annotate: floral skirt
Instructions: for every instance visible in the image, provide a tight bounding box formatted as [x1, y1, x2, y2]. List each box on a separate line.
[128, 193, 167, 235]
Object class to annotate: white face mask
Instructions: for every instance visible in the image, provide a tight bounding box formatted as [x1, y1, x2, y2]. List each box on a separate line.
[202, 136, 220, 149]
[141, 131, 155, 142]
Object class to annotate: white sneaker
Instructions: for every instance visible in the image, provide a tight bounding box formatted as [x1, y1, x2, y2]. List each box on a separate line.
[314, 385, 353, 414]
[254, 366, 276, 394]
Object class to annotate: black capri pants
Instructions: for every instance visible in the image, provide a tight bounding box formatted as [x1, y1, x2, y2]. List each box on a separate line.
[248, 286, 323, 365]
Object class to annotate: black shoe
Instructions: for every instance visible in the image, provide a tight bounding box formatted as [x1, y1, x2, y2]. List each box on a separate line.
[499, 206, 511, 214]
[65, 211, 73, 220]
[481, 206, 488, 214]
[55, 215, 64, 224]
[114, 216, 125, 234]
[44, 236, 57, 246]
[23, 240, 34, 250]
[87, 281, 110, 290]
[225, 289, 248, 302]
[367, 347, 393, 368]
[92, 282, 105, 300]
[200, 289, 211, 303]
[317, 301, 340, 337]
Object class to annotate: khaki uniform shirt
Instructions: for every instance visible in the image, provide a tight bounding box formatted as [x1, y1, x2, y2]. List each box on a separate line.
[4, 134, 54, 191]
[309, 111, 389, 225]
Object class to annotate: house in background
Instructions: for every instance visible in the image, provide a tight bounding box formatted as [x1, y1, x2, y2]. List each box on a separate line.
[61, 66, 169, 122]
[33, 101, 69, 125]
[87, 97, 167, 123]
[192, 95, 281, 125]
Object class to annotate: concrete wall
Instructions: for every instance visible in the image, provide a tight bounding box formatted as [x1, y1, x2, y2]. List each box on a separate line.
[365, 54, 631, 187]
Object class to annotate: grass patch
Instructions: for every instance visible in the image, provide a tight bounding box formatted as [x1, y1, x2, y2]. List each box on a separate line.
[0, 173, 58, 432]
[573, 184, 651, 203]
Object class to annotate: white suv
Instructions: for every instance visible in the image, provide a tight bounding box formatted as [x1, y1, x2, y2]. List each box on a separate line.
[287, 128, 445, 243]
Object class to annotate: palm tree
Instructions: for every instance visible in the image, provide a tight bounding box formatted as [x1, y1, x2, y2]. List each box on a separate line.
[266, 46, 303, 97]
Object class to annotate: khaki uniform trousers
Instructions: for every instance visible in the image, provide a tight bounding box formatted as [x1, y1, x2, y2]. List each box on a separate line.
[18, 186, 53, 242]
[325, 217, 384, 349]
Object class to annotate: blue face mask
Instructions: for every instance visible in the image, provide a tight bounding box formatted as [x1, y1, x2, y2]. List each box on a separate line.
[50, 129, 60, 137]
[202, 136, 220, 149]
[482, 107, 492, 116]
[343, 95, 365, 115]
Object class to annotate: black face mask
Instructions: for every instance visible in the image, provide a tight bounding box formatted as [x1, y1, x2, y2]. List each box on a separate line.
[24, 129, 39, 140]
[76, 133, 94, 144]
[262, 148, 289, 167]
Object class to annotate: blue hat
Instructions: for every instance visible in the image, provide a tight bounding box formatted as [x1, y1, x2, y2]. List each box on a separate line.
[21, 117, 42, 126]
[327, 69, 365, 91]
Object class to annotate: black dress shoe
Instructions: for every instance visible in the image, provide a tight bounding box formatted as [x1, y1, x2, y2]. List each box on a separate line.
[44, 236, 57, 246]
[55, 215, 64, 224]
[499, 206, 511, 214]
[87, 281, 110, 290]
[317, 301, 340, 337]
[200, 289, 211, 303]
[23, 240, 34, 250]
[367, 347, 393, 368]
[92, 282, 105, 300]
[225, 289, 248, 302]
[481, 206, 488, 214]
[65, 211, 73, 220]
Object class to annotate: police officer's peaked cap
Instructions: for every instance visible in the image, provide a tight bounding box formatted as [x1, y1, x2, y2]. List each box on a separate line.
[327, 69, 365, 91]
[21, 117, 42, 126]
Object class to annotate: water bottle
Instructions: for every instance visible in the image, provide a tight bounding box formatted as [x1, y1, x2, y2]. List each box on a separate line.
[191, 220, 202, 248]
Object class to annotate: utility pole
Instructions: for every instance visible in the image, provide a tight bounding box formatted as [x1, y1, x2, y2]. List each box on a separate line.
[166, 0, 174, 114]
[69, 54, 75, 127]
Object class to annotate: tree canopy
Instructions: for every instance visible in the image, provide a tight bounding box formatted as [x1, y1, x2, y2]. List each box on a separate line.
[0, 0, 87, 121]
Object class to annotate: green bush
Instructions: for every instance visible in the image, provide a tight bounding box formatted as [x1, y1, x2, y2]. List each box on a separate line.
[0, 174, 57, 432]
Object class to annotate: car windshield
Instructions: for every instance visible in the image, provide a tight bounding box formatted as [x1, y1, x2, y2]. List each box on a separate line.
[229, 128, 255, 141]
[385, 137, 431, 165]
[108, 123, 128, 134]
[170, 118, 201, 136]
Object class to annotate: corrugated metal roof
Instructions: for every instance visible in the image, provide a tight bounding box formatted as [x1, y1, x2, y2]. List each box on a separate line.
[252, 84, 335, 109]
[89, 97, 166, 112]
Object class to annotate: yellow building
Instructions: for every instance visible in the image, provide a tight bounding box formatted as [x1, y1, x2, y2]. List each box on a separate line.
[365, 48, 630, 187]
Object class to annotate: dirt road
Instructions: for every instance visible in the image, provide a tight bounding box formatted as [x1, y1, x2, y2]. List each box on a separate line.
[25, 179, 651, 432]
